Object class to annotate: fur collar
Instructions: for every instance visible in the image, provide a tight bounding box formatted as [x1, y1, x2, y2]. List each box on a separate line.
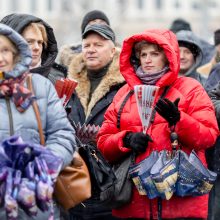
[68, 48, 125, 118]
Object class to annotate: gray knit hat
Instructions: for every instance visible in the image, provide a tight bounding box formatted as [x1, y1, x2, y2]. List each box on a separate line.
[81, 10, 110, 34]
[170, 18, 192, 33]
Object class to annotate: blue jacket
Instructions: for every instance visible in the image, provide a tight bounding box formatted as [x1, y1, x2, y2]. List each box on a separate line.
[205, 63, 220, 92]
[0, 23, 76, 220]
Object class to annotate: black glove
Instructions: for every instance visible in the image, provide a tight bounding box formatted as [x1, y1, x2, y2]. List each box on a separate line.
[155, 97, 180, 126]
[123, 132, 153, 153]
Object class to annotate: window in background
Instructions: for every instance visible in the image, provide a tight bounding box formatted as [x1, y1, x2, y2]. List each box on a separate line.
[156, 0, 162, 10]
[30, 0, 37, 13]
[191, 0, 200, 10]
[47, 0, 53, 11]
[174, 0, 180, 8]
[209, 0, 217, 8]
[137, 0, 144, 10]
[11, 0, 18, 11]
[61, 0, 72, 12]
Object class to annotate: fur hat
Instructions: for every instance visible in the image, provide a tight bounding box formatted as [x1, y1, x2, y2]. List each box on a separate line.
[214, 29, 220, 46]
[81, 10, 110, 34]
[170, 18, 192, 33]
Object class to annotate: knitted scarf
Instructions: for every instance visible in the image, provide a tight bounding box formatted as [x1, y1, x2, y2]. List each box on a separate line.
[136, 66, 169, 85]
[0, 73, 35, 112]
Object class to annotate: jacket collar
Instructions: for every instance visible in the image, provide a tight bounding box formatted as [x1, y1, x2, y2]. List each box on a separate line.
[68, 48, 125, 117]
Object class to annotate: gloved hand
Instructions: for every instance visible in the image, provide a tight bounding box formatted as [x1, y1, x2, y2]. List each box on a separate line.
[123, 132, 153, 153]
[155, 97, 180, 126]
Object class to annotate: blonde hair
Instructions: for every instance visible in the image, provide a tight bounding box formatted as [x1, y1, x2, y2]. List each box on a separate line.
[22, 22, 48, 48]
[0, 35, 20, 63]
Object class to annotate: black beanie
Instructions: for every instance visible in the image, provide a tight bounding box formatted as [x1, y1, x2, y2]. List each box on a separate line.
[81, 10, 110, 34]
[214, 29, 220, 46]
[170, 18, 192, 33]
[178, 41, 199, 58]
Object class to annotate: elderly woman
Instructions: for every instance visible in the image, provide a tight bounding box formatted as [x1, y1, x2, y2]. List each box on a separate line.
[97, 29, 219, 219]
[0, 23, 75, 219]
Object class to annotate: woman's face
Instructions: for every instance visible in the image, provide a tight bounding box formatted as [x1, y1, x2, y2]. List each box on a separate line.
[139, 44, 167, 74]
[22, 26, 43, 68]
[0, 36, 15, 72]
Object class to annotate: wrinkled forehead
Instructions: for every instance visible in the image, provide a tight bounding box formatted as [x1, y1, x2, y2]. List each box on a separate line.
[88, 19, 108, 26]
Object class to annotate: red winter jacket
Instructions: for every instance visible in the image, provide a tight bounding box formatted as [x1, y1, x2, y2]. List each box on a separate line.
[97, 29, 219, 219]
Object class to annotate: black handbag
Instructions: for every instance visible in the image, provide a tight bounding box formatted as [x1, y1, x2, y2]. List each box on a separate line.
[100, 91, 135, 208]
[100, 153, 134, 209]
[78, 142, 116, 193]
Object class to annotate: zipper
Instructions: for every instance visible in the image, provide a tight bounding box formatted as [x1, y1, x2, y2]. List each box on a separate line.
[5, 97, 14, 135]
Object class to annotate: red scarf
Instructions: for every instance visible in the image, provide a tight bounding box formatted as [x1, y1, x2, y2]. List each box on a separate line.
[0, 73, 35, 112]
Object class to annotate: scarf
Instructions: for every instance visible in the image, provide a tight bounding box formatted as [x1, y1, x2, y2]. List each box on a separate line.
[0, 73, 35, 112]
[87, 62, 111, 101]
[136, 66, 169, 85]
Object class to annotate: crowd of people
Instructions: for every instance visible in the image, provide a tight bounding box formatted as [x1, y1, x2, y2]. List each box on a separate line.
[0, 9, 220, 220]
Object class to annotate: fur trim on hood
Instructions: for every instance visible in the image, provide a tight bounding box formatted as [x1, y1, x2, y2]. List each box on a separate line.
[68, 48, 125, 118]
[57, 43, 82, 67]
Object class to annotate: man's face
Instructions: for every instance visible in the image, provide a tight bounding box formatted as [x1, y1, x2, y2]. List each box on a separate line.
[22, 26, 43, 68]
[82, 33, 115, 70]
[179, 46, 195, 74]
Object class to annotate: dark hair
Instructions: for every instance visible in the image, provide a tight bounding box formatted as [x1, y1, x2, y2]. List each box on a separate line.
[134, 41, 163, 59]
[178, 41, 199, 58]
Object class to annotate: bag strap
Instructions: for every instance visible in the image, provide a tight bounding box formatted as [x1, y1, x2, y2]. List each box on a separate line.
[117, 86, 170, 130]
[26, 74, 45, 146]
[117, 90, 134, 129]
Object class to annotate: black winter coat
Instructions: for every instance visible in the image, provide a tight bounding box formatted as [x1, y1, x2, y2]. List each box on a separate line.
[67, 49, 124, 220]
[68, 49, 125, 127]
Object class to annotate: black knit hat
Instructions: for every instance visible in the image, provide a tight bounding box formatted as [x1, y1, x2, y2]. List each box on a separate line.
[214, 29, 220, 46]
[170, 18, 192, 33]
[81, 10, 110, 34]
[178, 41, 199, 58]
[82, 24, 115, 43]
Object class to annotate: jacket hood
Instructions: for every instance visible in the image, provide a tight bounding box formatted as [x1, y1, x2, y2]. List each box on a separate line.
[1, 13, 58, 77]
[176, 30, 203, 77]
[68, 48, 125, 117]
[57, 43, 82, 67]
[120, 29, 180, 89]
[0, 23, 32, 81]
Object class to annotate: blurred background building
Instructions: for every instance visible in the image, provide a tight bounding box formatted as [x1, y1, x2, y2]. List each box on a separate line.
[0, 0, 219, 47]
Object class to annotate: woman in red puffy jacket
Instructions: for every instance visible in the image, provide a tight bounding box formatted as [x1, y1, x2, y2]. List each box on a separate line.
[97, 29, 219, 220]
